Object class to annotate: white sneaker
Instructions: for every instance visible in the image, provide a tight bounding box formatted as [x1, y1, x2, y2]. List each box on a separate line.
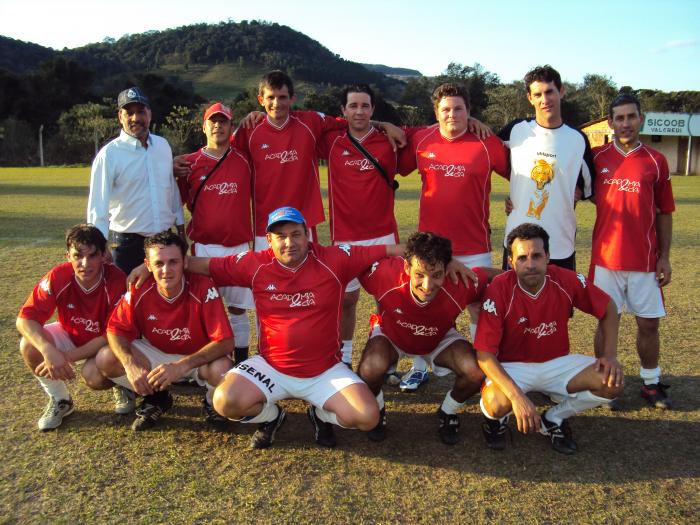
[399, 368, 429, 392]
[113, 386, 136, 414]
[38, 397, 74, 431]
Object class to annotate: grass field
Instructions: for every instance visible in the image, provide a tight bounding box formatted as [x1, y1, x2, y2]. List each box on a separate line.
[0, 167, 698, 524]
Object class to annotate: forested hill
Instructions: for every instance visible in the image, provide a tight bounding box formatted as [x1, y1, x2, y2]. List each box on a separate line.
[0, 21, 405, 97]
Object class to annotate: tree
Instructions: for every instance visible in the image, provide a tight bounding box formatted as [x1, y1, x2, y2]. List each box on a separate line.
[57, 102, 117, 159]
[580, 74, 617, 120]
[161, 105, 200, 155]
[483, 81, 532, 130]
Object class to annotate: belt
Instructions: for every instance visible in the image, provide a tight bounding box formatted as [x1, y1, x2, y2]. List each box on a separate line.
[110, 231, 146, 243]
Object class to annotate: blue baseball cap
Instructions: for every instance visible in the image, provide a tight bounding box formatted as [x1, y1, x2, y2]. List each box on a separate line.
[118, 86, 150, 109]
[266, 206, 306, 232]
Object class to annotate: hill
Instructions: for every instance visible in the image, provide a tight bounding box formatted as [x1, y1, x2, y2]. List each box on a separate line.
[0, 21, 406, 100]
[362, 63, 422, 79]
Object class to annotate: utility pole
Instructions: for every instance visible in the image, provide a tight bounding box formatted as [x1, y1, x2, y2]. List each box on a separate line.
[39, 124, 44, 167]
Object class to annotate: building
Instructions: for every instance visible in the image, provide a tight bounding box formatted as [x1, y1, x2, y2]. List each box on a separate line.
[581, 112, 700, 176]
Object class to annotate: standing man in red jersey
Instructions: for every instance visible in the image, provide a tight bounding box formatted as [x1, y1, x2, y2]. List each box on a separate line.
[398, 82, 509, 391]
[177, 102, 254, 365]
[16, 225, 128, 430]
[589, 93, 675, 409]
[317, 84, 411, 368]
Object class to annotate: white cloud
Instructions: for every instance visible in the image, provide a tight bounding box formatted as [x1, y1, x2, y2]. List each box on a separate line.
[652, 39, 699, 54]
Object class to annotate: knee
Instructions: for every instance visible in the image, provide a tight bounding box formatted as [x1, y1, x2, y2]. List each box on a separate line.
[637, 317, 659, 337]
[95, 346, 121, 377]
[212, 380, 248, 419]
[352, 402, 380, 431]
[596, 383, 624, 400]
[203, 357, 233, 386]
[81, 359, 106, 389]
[459, 362, 485, 387]
[358, 348, 389, 382]
[481, 386, 511, 418]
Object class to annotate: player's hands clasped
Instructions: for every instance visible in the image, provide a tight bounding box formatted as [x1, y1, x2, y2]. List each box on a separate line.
[147, 362, 187, 391]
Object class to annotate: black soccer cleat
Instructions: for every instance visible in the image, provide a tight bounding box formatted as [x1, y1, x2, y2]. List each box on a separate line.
[250, 406, 286, 449]
[540, 413, 577, 455]
[481, 416, 510, 451]
[307, 406, 337, 448]
[367, 406, 387, 442]
[640, 382, 672, 409]
[203, 397, 229, 432]
[437, 409, 460, 445]
[132, 390, 173, 431]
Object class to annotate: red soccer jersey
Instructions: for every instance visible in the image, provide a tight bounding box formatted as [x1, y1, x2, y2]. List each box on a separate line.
[318, 128, 406, 242]
[360, 258, 488, 355]
[19, 262, 126, 346]
[107, 272, 232, 355]
[590, 142, 675, 273]
[399, 126, 509, 256]
[233, 111, 346, 235]
[209, 243, 387, 377]
[178, 147, 253, 247]
[474, 265, 610, 363]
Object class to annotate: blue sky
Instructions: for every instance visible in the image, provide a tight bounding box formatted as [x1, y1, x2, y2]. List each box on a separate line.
[1, 0, 698, 91]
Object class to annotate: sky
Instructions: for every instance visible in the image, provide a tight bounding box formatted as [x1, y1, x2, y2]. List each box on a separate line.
[1, 0, 699, 92]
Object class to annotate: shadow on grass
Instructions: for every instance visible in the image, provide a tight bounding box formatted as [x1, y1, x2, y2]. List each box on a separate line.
[0, 184, 88, 198]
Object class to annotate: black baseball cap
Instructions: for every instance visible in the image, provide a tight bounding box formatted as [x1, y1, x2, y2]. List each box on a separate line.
[118, 87, 150, 109]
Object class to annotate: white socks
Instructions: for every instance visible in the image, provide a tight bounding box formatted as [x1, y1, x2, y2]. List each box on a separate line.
[412, 356, 428, 372]
[314, 406, 343, 427]
[640, 366, 661, 385]
[479, 397, 511, 423]
[229, 313, 250, 348]
[545, 390, 611, 425]
[469, 323, 477, 341]
[440, 389, 466, 415]
[242, 402, 280, 424]
[36, 375, 70, 400]
[375, 390, 385, 410]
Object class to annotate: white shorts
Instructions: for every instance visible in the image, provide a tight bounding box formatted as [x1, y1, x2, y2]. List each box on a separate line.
[254, 226, 316, 251]
[592, 266, 665, 318]
[369, 326, 466, 377]
[227, 355, 364, 408]
[336, 232, 398, 293]
[454, 252, 492, 268]
[195, 242, 254, 309]
[485, 354, 595, 397]
[44, 322, 76, 352]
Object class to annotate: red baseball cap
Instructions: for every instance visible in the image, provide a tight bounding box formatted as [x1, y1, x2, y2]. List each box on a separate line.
[203, 102, 233, 123]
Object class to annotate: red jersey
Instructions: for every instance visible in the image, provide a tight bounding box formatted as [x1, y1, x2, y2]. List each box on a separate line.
[19, 262, 126, 347]
[399, 126, 509, 255]
[209, 243, 387, 377]
[178, 147, 253, 247]
[318, 128, 405, 242]
[107, 272, 232, 355]
[233, 111, 346, 235]
[360, 258, 488, 355]
[474, 265, 610, 363]
[590, 142, 675, 273]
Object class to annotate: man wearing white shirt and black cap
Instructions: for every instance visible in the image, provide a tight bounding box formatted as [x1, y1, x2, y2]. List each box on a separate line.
[87, 86, 185, 275]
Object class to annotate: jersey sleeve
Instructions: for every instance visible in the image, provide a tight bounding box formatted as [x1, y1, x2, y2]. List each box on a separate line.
[486, 135, 510, 179]
[654, 153, 675, 214]
[199, 277, 234, 343]
[329, 244, 388, 283]
[473, 283, 505, 355]
[568, 271, 610, 319]
[358, 258, 396, 298]
[18, 270, 57, 324]
[208, 251, 257, 288]
[577, 131, 595, 199]
[106, 289, 140, 341]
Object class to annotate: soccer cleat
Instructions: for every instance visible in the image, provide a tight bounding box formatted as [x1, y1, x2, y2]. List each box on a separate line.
[367, 406, 387, 442]
[384, 371, 401, 387]
[203, 397, 229, 432]
[540, 413, 577, 455]
[640, 382, 672, 409]
[481, 416, 510, 450]
[112, 386, 135, 415]
[250, 406, 286, 449]
[38, 397, 74, 431]
[437, 409, 460, 445]
[607, 397, 622, 411]
[307, 406, 337, 448]
[131, 391, 173, 431]
[399, 368, 429, 392]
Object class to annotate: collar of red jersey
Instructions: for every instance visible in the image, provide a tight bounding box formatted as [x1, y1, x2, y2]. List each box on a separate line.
[157, 277, 186, 302]
[266, 115, 290, 130]
[517, 275, 547, 299]
[73, 269, 104, 294]
[613, 141, 642, 157]
[275, 252, 310, 273]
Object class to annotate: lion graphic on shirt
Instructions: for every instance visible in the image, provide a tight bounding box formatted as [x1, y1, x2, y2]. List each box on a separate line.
[527, 159, 555, 219]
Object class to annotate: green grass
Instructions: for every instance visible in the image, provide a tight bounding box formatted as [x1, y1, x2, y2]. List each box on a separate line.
[0, 168, 699, 524]
[155, 63, 264, 102]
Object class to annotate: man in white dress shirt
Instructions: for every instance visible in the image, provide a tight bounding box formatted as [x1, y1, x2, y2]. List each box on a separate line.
[87, 87, 185, 275]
